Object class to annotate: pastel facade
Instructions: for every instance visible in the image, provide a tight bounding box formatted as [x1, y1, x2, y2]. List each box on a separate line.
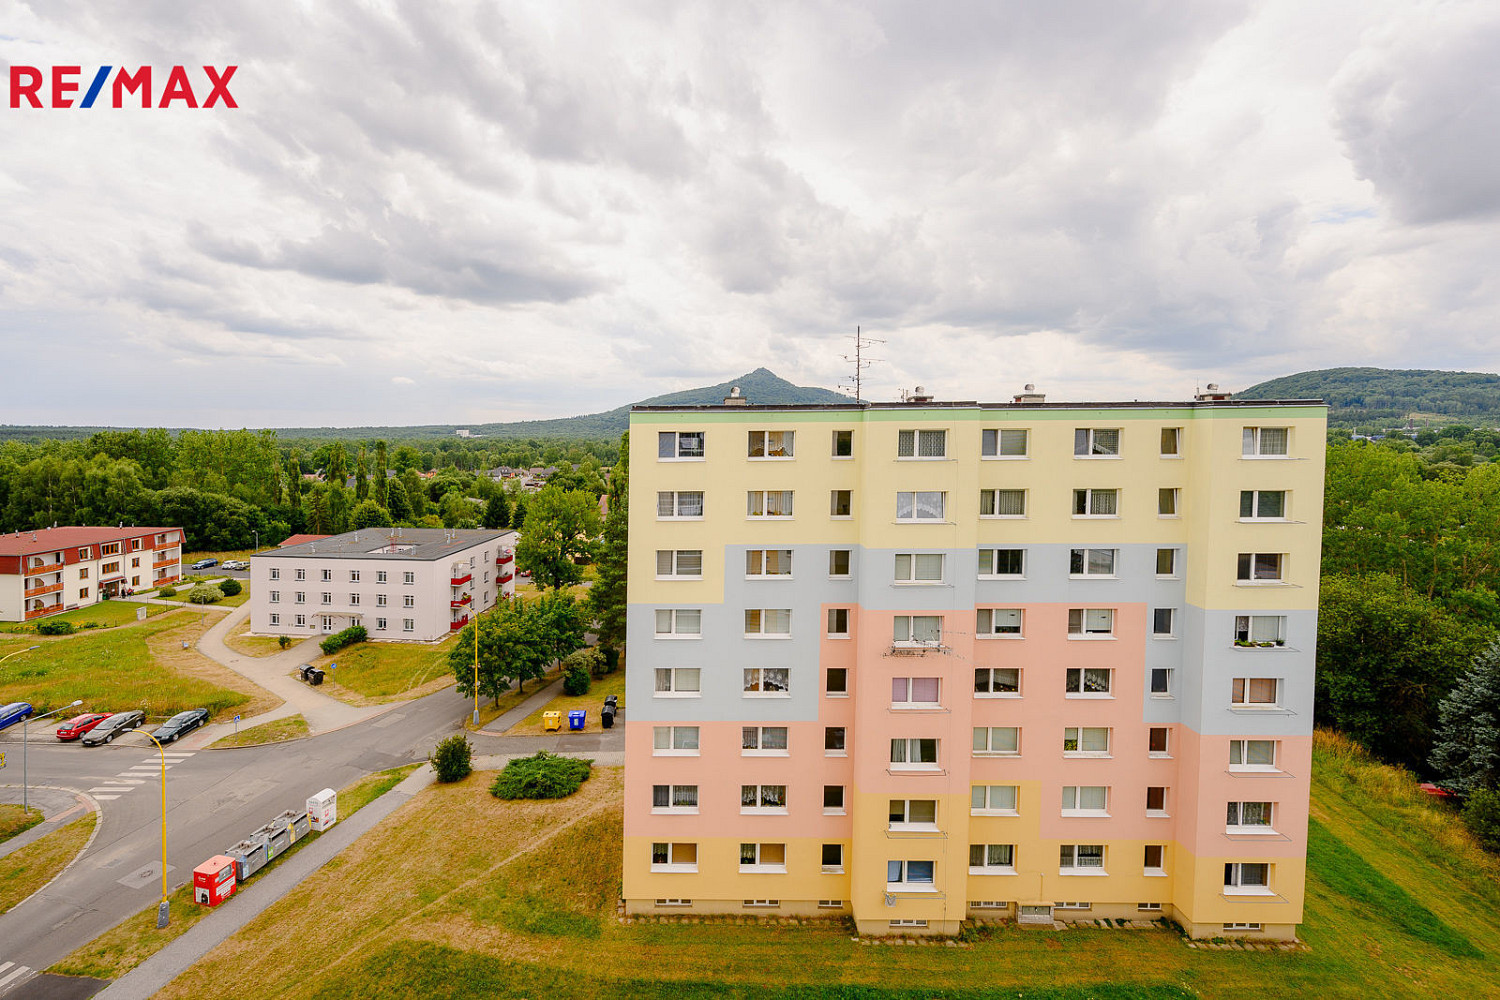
[623, 395, 1324, 939]
[248, 528, 516, 642]
[0, 526, 182, 621]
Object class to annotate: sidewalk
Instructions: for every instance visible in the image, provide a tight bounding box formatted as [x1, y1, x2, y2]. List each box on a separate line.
[0, 786, 93, 861]
[95, 749, 617, 999]
[473, 674, 565, 736]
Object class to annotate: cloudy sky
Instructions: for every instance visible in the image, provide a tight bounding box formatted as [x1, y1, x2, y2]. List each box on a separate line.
[2, 0, 1498, 428]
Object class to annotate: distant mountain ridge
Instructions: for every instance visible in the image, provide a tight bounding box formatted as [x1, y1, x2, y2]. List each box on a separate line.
[1240, 367, 1500, 427]
[0, 368, 848, 442]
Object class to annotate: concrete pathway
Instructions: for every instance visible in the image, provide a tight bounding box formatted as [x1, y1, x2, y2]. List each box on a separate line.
[95, 749, 619, 1000]
[0, 786, 93, 862]
[473, 674, 565, 736]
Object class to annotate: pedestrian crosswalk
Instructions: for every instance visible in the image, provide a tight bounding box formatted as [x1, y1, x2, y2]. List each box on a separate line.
[0, 961, 34, 995]
[89, 752, 195, 800]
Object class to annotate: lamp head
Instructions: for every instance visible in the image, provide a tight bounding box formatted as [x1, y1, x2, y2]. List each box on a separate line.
[70, 699, 83, 707]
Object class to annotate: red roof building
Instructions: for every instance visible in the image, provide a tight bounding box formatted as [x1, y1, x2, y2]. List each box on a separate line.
[0, 526, 184, 621]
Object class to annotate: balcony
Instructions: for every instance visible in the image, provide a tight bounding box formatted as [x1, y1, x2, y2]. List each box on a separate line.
[25, 603, 64, 621]
[26, 562, 60, 575]
[153, 556, 177, 570]
[450, 573, 473, 587]
[496, 551, 513, 565]
[24, 581, 63, 598]
[450, 593, 473, 608]
[450, 615, 469, 631]
[497, 571, 513, 585]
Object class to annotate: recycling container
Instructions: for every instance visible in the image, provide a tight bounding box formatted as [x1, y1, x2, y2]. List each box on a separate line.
[277, 808, 311, 842]
[224, 837, 268, 881]
[192, 855, 237, 907]
[601, 704, 616, 730]
[568, 709, 586, 731]
[309, 668, 324, 686]
[542, 710, 561, 732]
[255, 820, 292, 860]
[307, 788, 338, 832]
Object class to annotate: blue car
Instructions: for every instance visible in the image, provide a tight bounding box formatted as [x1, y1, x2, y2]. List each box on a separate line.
[190, 558, 218, 570]
[0, 702, 34, 733]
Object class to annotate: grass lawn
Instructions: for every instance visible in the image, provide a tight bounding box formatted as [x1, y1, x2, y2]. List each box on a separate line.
[0, 611, 279, 722]
[0, 812, 96, 917]
[0, 600, 171, 634]
[0, 804, 43, 845]
[142, 731, 1500, 1000]
[505, 668, 625, 736]
[48, 763, 421, 981]
[309, 637, 459, 705]
[156, 582, 249, 609]
[210, 715, 309, 748]
[467, 665, 564, 730]
[224, 620, 305, 658]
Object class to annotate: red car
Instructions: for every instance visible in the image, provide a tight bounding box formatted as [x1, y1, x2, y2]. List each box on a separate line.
[55, 712, 112, 741]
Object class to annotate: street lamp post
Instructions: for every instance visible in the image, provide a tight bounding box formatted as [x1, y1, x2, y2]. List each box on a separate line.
[138, 731, 172, 928]
[22, 698, 82, 812]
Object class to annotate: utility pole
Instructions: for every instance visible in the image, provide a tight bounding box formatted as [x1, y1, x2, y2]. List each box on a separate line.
[840, 326, 885, 402]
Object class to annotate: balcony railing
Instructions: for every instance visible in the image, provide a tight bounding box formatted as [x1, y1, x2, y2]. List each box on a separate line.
[27, 562, 61, 574]
[497, 571, 513, 585]
[450, 615, 469, 631]
[153, 557, 177, 570]
[496, 551, 513, 565]
[25, 603, 64, 620]
[24, 581, 63, 598]
[450, 573, 472, 586]
[451, 593, 472, 608]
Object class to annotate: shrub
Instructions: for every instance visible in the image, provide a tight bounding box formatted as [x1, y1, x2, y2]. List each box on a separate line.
[319, 625, 367, 656]
[1463, 787, 1500, 853]
[431, 734, 473, 783]
[187, 585, 223, 604]
[158, 586, 178, 598]
[563, 661, 592, 696]
[218, 579, 243, 597]
[490, 751, 592, 800]
[36, 620, 75, 635]
[600, 646, 620, 675]
[277, 635, 291, 650]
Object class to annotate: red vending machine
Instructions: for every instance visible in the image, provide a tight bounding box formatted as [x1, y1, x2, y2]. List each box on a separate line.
[193, 855, 238, 907]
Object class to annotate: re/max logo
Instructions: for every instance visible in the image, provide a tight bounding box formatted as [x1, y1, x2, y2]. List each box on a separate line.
[8, 66, 237, 108]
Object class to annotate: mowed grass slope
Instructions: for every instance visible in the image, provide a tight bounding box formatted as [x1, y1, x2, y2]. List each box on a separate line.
[309, 636, 458, 704]
[150, 734, 1500, 999]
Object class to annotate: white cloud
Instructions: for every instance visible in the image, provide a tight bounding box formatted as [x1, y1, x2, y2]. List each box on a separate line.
[1, 0, 1497, 427]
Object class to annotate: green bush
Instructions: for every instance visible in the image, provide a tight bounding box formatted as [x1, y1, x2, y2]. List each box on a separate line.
[157, 586, 178, 598]
[36, 620, 75, 635]
[431, 734, 473, 783]
[319, 625, 367, 655]
[187, 585, 223, 604]
[1463, 787, 1500, 853]
[562, 661, 592, 696]
[218, 579, 243, 597]
[600, 646, 620, 675]
[490, 751, 592, 800]
[277, 635, 291, 650]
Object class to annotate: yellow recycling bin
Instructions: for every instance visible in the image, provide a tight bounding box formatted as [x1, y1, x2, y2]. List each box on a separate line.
[543, 710, 562, 732]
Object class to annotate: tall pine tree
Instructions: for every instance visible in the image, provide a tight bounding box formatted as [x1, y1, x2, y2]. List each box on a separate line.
[1431, 642, 1500, 794]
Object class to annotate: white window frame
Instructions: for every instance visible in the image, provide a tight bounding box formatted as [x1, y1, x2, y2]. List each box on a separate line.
[824, 785, 846, 816]
[1223, 862, 1273, 895]
[1072, 488, 1120, 517]
[890, 676, 941, 709]
[897, 429, 947, 460]
[402, 618, 414, 632]
[826, 607, 850, 637]
[1063, 726, 1111, 758]
[1059, 844, 1106, 874]
[746, 490, 794, 519]
[655, 608, 702, 638]
[321, 569, 332, 582]
[1061, 785, 1109, 817]
[743, 608, 792, 638]
[829, 489, 853, 518]
[972, 727, 1020, 756]
[971, 784, 1019, 816]
[269, 590, 280, 604]
[1152, 608, 1176, 638]
[656, 549, 704, 580]
[739, 841, 787, 873]
[742, 667, 791, 697]
[1226, 801, 1276, 834]
[650, 842, 699, 873]
[1067, 608, 1115, 638]
[893, 614, 943, 647]
[886, 860, 937, 891]
[821, 843, 845, 874]
[1242, 427, 1289, 458]
[657, 490, 705, 520]
[376, 571, 387, 584]
[321, 592, 332, 605]
[828, 549, 852, 579]
[978, 548, 1025, 578]
[1155, 548, 1179, 578]
[403, 594, 415, 609]
[1146, 786, 1169, 818]
[981, 428, 1029, 459]
[1158, 488, 1180, 518]
[653, 667, 702, 698]
[745, 549, 793, 578]
[1074, 428, 1121, 458]
[1239, 490, 1288, 521]
[742, 726, 789, 757]
[1069, 548, 1117, 578]
[888, 798, 938, 831]
[375, 617, 387, 631]
[1235, 614, 1287, 646]
[295, 569, 306, 581]
[1229, 739, 1279, 772]
[979, 488, 1027, 518]
[1150, 668, 1174, 699]
[269, 613, 280, 626]
[1065, 667, 1113, 698]
[1160, 426, 1182, 457]
[893, 552, 945, 584]
[1148, 727, 1171, 758]
[976, 608, 1023, 638]
[1230, 677, 1282, 709]
[659, 430, 706, 461]
[895, 490, 946, 522]
[269, 568, 280, 581]
[652, 784, 700, 814]
[740, 785, 788, 815]
[831, 429, 854, 459]
[974, 667, 1021, 698]
[403, 571, 415, 585]
[747, 429, 795, 460]
[376, 594, 387, 607]
[295, 614, 306, 627]
[653, 725, 701, 756]
[969, 844, 1017, 875]
[890, 737, 940, 771]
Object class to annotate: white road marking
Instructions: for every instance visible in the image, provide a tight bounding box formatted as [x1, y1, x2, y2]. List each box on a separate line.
[111, 776, 148, 783]
[88, 787, 134, 793]
[91, 794, 121, 800]
[0, 963, 32, 992]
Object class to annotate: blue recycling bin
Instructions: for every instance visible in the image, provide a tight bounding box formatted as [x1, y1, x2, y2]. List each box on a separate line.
[568, 709, 586, 731]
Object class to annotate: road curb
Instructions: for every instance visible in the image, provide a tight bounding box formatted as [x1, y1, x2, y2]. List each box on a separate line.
[0, 785, 103, 916]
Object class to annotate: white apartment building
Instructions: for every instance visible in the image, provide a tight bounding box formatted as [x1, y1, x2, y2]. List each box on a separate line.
[0, 526, 183, 621]
[248, 528, 517, 642]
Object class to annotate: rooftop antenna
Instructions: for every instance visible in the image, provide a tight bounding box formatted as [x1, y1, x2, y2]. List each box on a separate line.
[839, 326, 885, 403]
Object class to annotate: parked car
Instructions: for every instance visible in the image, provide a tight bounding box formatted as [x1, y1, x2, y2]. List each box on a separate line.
[152, 708, 209, 743]
[221, 560, 249, 570]
[81, 710, 146, 746]
[56, 712, 112, 741]
[0, 702, 34, 733]
[190, 558, 219, 570]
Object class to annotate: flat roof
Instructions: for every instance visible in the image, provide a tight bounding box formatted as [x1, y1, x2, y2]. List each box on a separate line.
[254, 528, 514, 562]
[632, 398, 1324, 413]
[0, 526, 179, 557]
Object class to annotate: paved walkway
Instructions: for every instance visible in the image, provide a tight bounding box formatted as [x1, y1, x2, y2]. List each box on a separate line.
[0, 786, 93, 862]
[95, 750, 619, 1000]
[473, 674, 565, 736]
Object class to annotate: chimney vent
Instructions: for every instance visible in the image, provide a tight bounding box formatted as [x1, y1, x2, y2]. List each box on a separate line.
[723, 386, 747, 406]
[903, 386, 934, 404]
[1195, 383, 1233, 402]
[1012, 384, 1046, 404]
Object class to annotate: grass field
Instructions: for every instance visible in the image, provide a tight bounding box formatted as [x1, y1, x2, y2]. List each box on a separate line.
[309, 636, 458, 705]
[505, 668, 625, 735]
[141, 731, 1500, 1000]
[0, 812, 96, 917]
[0, 600, 172, 634]
[50, 763, 421, 981]
[223, 620, 305, 658]
[156, 582, 250, 609]
[0, 804, 43, 845]
[468, 665, 564, 730]
[210, 715, 309, 748]
[0, 611, 278, 721]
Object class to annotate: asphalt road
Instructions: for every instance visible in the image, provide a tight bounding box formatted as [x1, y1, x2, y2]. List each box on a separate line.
[0, 684, 620, 996]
